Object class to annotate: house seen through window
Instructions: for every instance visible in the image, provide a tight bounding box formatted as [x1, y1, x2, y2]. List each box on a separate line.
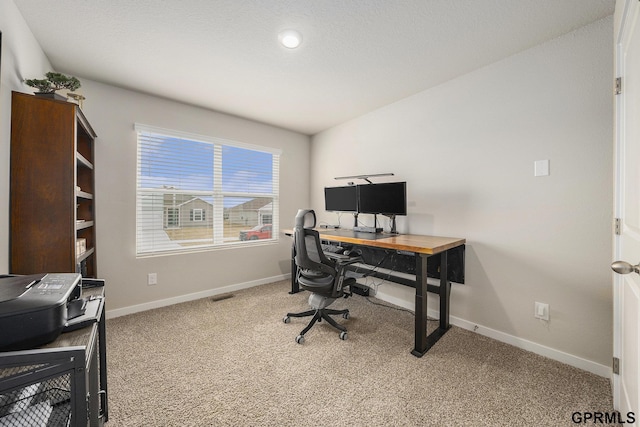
[135, 124, 280, 256]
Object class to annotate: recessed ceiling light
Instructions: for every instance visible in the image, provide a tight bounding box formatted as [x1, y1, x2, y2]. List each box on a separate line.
[278, 30, 302, 49]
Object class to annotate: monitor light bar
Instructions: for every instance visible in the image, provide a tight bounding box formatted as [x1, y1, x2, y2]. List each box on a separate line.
[334, 173, 394, 184]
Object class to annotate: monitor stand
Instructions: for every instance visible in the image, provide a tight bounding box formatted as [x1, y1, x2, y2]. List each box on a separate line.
[353, 214, 383, 233]
[389, 215, 398, 234]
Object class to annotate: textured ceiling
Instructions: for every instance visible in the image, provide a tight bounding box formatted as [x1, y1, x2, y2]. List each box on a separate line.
[14, 0, 614, 135]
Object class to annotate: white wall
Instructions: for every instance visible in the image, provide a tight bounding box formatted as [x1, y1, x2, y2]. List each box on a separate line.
[0, 2, 55, 273]
[311, 17, 614, 369]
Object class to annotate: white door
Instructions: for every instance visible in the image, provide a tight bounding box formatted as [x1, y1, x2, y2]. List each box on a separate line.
[613, 0, 640, 421]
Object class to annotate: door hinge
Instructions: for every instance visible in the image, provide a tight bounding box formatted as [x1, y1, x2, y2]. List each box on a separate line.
[613, 357, 620, 375]
[615, 77, 622, 95]
[615, 218, 622, 235]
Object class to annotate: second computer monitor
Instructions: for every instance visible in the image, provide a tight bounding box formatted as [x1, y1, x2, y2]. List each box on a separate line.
[324, 185, 358, 212]
[357, 182, 407, 216]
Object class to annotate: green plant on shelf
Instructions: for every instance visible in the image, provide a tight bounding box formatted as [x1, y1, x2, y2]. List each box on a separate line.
[24, 72, 81, 94]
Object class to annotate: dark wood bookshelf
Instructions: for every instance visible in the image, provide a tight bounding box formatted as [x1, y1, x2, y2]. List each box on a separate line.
[10, 91, 98, 277]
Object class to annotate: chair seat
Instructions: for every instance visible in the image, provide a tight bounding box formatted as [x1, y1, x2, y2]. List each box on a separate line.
[298, 271, 334, 293]
[299, 275, 356, 296]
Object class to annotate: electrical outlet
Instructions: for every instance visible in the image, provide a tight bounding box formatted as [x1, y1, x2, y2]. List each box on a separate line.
[534, 301, 549, 321]
[148, 273, 157, 286]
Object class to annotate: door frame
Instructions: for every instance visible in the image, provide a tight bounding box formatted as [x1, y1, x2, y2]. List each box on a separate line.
[613, 0, 638, 412]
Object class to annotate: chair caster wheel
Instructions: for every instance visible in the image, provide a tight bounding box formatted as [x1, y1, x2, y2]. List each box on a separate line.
[339, 331, 347, 340]
[283, 316, 290, 324]
[295, 335, 305, 344]
[342, 312, 350, 319]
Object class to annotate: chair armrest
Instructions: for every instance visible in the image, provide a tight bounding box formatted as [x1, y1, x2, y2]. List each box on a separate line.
[324, 252, 350, 261]
[334, 256, 362, 266]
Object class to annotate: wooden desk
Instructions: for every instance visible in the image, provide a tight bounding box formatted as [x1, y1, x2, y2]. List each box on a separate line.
[285, 228, 466, 357]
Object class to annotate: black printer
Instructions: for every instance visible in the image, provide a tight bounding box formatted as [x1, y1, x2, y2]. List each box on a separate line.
[0, 273, 82, 351]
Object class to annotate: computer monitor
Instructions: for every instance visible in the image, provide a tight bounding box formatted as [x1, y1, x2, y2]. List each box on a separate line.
[324, 185, 358, 212]
[357, 182, 407, 216]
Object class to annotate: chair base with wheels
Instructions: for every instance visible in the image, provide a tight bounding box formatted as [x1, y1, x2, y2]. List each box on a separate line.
[284, 293, 351, 344]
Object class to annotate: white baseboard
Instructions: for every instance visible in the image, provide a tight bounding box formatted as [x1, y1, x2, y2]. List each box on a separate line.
[105, 274, 289, 320]
[374, 289, 611, 379]
[107, 274, 610, 379]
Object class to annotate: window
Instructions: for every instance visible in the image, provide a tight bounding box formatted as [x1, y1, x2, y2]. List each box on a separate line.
[166, 207, 179, 228]
[136, 124, 280, 256]
[190, 209, 205, 222]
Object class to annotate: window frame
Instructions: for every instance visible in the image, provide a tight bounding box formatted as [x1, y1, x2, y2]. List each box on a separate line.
[191, 208, 205, 222]
[135, 124, 281, 257]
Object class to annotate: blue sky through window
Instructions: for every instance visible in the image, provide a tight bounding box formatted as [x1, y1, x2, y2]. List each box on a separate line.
[222, 146, 273, 193]
[138, 134, 273, 208]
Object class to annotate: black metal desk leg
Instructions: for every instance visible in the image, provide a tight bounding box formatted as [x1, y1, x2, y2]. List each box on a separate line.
[439, 250, 451, 329]
[411, 253, 429, 357]
[412, 250, 452, 357]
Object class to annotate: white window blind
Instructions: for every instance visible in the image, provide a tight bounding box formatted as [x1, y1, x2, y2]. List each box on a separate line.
[135, 124, 280, 256]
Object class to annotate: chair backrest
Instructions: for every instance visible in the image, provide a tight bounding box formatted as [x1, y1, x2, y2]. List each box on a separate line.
[293, 209, 335, 278]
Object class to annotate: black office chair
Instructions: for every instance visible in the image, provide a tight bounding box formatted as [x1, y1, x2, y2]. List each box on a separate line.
[284, 209, 360, 344]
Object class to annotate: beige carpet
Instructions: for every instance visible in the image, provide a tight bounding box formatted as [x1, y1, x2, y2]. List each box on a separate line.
[105, 280, 613, 426]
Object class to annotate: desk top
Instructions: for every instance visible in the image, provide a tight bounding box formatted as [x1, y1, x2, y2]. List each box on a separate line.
[284, 228, 465, 255]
